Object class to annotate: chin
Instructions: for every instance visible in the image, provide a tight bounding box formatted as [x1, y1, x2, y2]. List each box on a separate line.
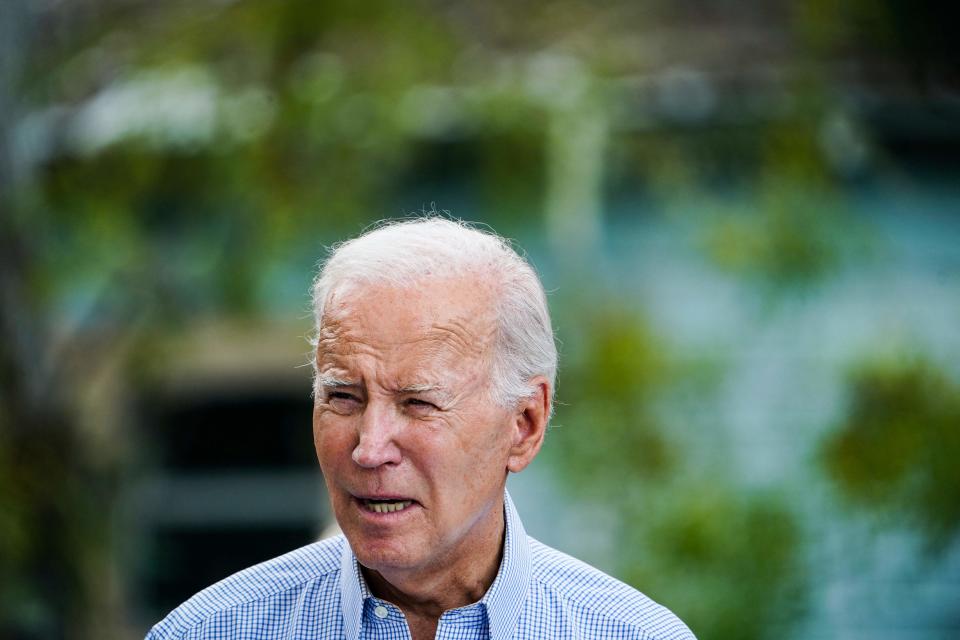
[349, 535, 423, 573]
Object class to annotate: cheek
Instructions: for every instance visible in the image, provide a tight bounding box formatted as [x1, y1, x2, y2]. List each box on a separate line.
[313, 414, 355, 471]
[466, 427, 514, 487]
[471, 414, 513, 459]
[442, 426, 510, 488]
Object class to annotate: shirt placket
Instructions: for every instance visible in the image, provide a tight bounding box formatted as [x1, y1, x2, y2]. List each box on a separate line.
[360, 599, 411, 640]
[435, 604, 488, 640]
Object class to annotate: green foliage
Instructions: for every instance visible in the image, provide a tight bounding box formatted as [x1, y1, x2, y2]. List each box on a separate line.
[626, 484, 806, 640]
[549, 310, 674, 489]
[822, 356, 960, 549]
[698, 115, 853, 289]
[701, 186, 840, 287]
[0, 419, 107, 639]
[3, 1, 952, 638]
[548, 307, 806, 640]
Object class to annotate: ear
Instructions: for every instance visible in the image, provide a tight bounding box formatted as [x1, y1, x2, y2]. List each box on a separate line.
[506, 376, 551, 473]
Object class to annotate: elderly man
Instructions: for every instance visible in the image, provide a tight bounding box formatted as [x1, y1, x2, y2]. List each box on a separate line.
[147, 218, 695, 640]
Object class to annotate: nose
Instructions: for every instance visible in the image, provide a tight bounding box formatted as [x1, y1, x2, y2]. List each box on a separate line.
[351, 402, 403, 468]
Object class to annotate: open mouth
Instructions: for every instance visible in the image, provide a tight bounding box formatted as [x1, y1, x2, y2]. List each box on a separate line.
[359, 498, 414, 514]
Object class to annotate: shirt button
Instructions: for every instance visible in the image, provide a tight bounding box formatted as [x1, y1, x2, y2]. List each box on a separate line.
[373, 605, 389, 619]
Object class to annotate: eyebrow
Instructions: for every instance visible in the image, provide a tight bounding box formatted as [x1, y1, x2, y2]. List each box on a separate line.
[398, 383, 444, 394]
[317, 374, 360, 388]
[317, 376, 452, 403]
[397, 383, 455, 406]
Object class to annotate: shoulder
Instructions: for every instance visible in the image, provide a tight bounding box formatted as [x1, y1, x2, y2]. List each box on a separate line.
[146, 535, 346, 640]
[527, 537, 696, 640]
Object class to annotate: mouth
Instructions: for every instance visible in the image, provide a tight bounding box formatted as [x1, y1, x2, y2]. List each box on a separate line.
[356, 496, 416, 514]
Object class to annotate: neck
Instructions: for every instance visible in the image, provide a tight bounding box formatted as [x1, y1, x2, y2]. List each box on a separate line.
[362, 496, 506, 619]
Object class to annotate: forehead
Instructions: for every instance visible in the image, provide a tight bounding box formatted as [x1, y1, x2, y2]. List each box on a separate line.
[317, 276, 498, 368]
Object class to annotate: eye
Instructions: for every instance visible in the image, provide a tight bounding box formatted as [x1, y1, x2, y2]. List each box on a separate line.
[326, 391, 361, 414]
[405, 398, 438, 414]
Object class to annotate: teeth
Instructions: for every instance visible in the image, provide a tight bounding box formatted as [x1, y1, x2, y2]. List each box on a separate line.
[364, 500, 412, 513]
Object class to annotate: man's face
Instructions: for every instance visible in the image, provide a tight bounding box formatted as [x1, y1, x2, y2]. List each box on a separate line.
[313, 276, 516, 577]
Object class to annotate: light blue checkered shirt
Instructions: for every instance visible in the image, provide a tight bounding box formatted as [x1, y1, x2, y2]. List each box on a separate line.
[146, 492, 695, 639]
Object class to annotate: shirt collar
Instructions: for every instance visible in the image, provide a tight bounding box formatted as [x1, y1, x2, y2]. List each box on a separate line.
[338, 489, 532, 640]
[338, 533, 369, 640]
[481, 489, 532, 640]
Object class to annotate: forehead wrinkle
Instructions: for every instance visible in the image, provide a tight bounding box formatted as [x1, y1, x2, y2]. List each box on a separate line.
[315, 282, 499, 395]
[321, 317, 489, 362]
[316, 328, 396, 360]
[317, 339, 446, 391]
[427, 317, 496, 360]
[315, 360, 364, 392]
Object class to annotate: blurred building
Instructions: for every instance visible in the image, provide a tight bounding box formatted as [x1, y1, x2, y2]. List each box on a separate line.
[120, 321, 326, 628]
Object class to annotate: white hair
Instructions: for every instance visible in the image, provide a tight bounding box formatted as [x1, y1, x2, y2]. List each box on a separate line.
[310, 217, 556, 413]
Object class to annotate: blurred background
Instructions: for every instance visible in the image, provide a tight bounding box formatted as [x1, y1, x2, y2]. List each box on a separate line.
[1, 1, 959, 638]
